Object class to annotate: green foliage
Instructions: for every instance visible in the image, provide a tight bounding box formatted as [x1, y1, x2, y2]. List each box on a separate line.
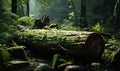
[68, 12, 75, 19]
[1, 12, 19, 24]
[0, 32, 11, 41]
[0, 22, 9, 33]
[52, 54, 73, 71]
[91, 22, 104, 32]
[0, 0, 11, 13]
[59, 19, 80, 31]
[16, 16, 35, 29]
[0, 44, 10, 63]
[102, 38, 120, 63]
[52, 54, 65, 69]
[35, 0, 59, 10]
[0, 12, 19, 42]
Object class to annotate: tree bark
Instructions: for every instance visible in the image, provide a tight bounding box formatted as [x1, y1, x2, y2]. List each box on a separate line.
[113, 0, 120, 31]
[26, 0, 29, 16]
[12, 0, 17, 14]
[13, 29, 105, 60]
[80, 0, 88, 28]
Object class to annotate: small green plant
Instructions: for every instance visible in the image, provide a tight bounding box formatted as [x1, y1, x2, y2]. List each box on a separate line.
[92, 22, 104, 32]
[52, 54, 73, 71]
[59, 19, 80, 31]
[102, 37, 120, 63]
[0, 44, 10, 63]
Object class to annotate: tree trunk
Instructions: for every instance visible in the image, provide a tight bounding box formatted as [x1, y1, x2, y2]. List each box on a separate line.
[26, 0, 29, 16]
[13, 29, 105, 60]
[11, 0, 17, 14]
[0, 0, 4, 14]
[80, 0, 88, 28]
[113, 0, 120, 31]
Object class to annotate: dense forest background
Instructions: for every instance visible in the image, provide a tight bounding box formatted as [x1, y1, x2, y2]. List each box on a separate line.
[0, 0, 120, 31]
[0, 0, 120, 71]
[0, 0, 119, 43]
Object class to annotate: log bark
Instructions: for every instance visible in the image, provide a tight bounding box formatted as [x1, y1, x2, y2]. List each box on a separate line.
[13, 29, 105, 59]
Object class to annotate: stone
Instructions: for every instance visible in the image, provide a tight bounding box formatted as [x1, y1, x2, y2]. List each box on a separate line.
[64, 65, 86, 71]
[34, 63, 53, 71]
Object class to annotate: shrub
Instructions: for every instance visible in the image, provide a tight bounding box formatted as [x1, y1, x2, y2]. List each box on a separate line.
[91, 22, 104, 32]
[0, 12, 19, 42]
[0, 44, 10, 63]
[16, 16, 35, 29]
[58, 19, 80, 31]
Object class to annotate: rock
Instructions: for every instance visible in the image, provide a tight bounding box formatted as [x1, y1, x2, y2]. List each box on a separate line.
[64, 65, 86, 71]
[7, 46, 28, 60]
[34, 63, 53, 71]
[91, 62, 101, 71]
[8, 60, 29, 66]
[17, 24, 29, 32]
[91, 62, 100, 66]
[6, 60, 29, 71]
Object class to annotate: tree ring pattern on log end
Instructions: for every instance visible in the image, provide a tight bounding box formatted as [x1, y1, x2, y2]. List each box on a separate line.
[84, 33, 105, 60]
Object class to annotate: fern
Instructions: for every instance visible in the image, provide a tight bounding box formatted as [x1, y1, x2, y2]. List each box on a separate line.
[0, 46, 10, 63]
[92, 23, 104, 32]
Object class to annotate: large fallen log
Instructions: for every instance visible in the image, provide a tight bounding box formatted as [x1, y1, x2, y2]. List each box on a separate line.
[13, 29, 105, 60]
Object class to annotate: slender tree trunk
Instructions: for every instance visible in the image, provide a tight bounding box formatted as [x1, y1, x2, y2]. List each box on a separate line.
[26, 0, 29, 16]
[12, 0, 17, 14]
[0, 0, 4, 14]
[17, 5, 21, 17]
[80, 0, 88, 28]
[113, 0, 120, 31]
[21, 4, 24, 17]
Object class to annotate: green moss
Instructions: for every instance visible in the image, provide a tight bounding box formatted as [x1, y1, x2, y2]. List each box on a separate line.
[14, 29, 78, 45]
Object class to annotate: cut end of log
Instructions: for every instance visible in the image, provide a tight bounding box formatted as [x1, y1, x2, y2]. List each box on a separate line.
[84, 33, 105, 60]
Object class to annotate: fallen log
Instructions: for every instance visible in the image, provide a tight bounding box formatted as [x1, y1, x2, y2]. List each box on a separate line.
[13, 29, 105, 60]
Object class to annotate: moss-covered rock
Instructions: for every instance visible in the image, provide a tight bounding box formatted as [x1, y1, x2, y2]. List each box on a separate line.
[7, 46, 28, 60]
[5, 60, 29, 71]
[64, 65, 86, 71]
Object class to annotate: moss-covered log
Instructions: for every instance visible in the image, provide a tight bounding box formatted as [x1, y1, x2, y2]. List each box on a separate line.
[13, 29, 105, 60]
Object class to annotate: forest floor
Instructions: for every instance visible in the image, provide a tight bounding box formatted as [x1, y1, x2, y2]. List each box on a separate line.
[5, 32, 120, 71]
[11, 50, 120, 71]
